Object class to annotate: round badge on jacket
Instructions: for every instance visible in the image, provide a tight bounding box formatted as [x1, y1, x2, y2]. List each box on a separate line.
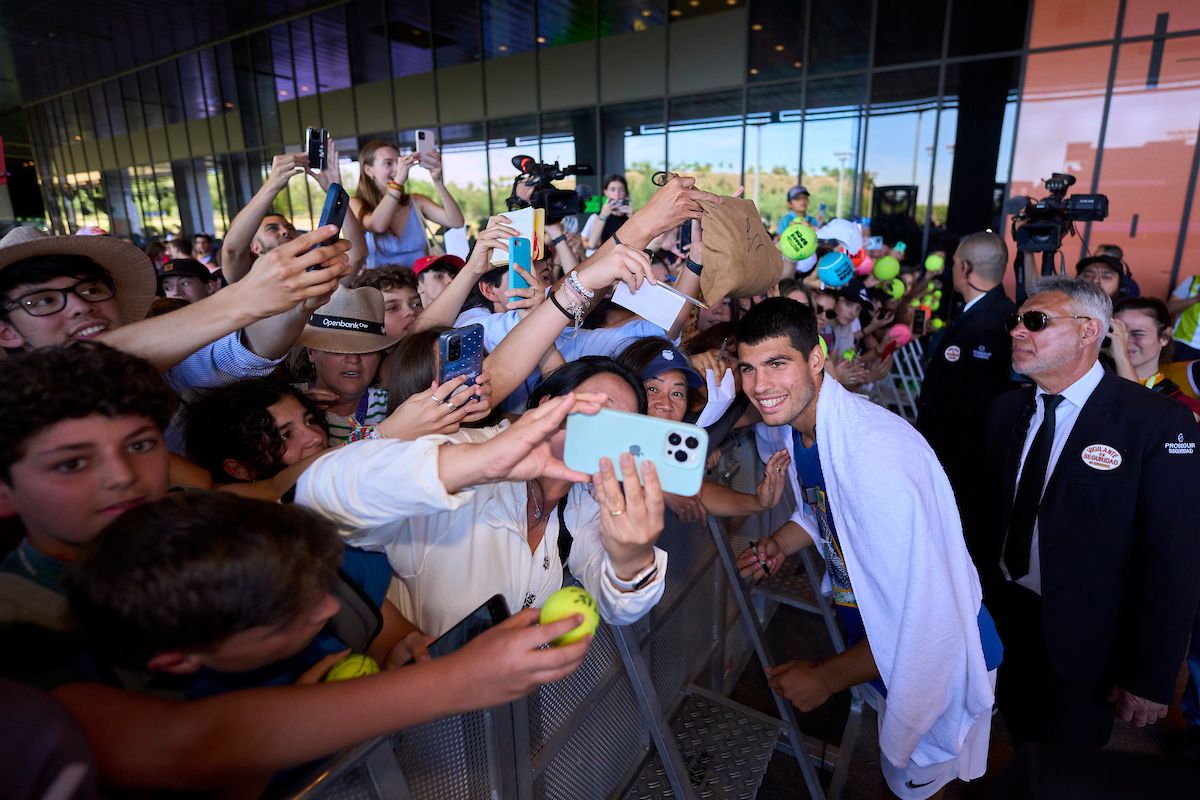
[1081, 444, 1122, 471]
[944, 345, 961, 363]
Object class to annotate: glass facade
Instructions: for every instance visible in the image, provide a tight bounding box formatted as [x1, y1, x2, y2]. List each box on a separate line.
[18, 0, 1200, 298]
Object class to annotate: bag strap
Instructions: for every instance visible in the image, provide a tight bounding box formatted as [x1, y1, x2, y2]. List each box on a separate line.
[409, 199, 445, 257]
[324, 568, 384, 653]
[556, 496, 573, 575]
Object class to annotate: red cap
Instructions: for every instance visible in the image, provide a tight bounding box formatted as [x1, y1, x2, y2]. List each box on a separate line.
[413, 254, 466, 276]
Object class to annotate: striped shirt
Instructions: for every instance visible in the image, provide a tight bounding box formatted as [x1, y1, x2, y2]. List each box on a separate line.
[324, 387, 390, 445]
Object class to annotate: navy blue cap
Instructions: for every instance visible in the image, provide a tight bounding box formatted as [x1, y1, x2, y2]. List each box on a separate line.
[640, 346, 704, 389]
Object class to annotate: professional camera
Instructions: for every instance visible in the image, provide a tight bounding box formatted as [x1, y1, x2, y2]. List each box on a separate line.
[1010, 173, 1109, 253]
[506, 155, 594, 224]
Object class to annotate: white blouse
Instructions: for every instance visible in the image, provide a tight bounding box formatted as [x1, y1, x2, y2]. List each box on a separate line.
[295, 425, 667, 636]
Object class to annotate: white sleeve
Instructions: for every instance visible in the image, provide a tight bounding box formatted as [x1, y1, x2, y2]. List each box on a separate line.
[295, 438, 477, 546]
[1172, 278, 1193, 299]
[581, 214, 598, 239]
[563, 486, 667, 625]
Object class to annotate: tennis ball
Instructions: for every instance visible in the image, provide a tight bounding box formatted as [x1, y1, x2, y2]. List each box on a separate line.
[818, 337, 829, 358]
[910, 298, 921, 308]
[930, 318, 946, 330]
[872, 255, 901, 281]
[779, 222, 817, 261]
[817, 251, 854, 287]
[933, 289, 943, 299]
[881, 277, 905, 299]
[841, 349, 857, 362]
[887, 323, 913, 347]
[322, 654, 380, 682]
[924, 253, 945, 273]
[540, 586, 599, 646]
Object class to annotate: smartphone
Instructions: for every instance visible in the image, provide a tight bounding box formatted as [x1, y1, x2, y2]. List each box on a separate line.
[427, 594, 510, 659]
[507, 237, 532, 301]
[564, 408, 709, 497]
[911, 308, 928, 337]
[864, 235, 883, 251]
[437, 324, 484, 397]
[415, 129, 436, 158]
[306, 183, 349, 268]
[305, 127, 328, 171]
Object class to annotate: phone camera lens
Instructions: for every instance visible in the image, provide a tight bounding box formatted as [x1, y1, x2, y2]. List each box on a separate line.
[674, 450, 688, 463]
[685, 436, 699, 450]
[668, 433, 682, 446]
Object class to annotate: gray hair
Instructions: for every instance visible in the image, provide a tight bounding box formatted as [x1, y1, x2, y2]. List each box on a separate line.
[1029, 276, 1112, 348]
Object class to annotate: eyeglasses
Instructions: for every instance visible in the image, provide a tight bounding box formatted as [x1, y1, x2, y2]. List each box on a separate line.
[1004, 311, 1093, 333]
[819, 307, 837, 318]
[3, 280, 116, 317]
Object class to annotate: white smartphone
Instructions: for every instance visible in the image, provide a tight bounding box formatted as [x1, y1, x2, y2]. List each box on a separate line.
[415, 129, 436, 158]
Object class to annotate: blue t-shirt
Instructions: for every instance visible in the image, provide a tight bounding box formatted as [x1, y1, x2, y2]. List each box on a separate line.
[790, 430, 1002, 695]
[777, 212, 818, 236]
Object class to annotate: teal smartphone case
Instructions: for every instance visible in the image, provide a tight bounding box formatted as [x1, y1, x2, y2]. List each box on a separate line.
[564, 408, 708, 497]
[507, 237, 532, 299]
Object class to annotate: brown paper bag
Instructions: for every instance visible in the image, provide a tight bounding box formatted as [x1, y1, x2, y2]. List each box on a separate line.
[698, 197, 779, 303]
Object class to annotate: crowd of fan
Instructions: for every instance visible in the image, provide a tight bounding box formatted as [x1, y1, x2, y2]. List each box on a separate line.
[2, 136, 1199, 799]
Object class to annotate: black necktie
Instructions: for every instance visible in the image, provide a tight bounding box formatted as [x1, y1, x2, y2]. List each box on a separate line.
[1004, 393, 1065, 580]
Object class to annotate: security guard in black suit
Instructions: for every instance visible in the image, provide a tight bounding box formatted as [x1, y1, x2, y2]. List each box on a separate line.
[977, 277, 1200, 748]
[916, 232, 1017, 557]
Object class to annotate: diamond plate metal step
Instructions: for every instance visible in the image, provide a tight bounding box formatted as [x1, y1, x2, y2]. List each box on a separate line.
[751, 557, 822, 612]
[622, 690, 782, 799]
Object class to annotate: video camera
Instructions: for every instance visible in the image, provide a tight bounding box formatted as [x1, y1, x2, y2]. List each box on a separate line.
[507, 155, 594, 224]
[1010, 173, 1109, 253]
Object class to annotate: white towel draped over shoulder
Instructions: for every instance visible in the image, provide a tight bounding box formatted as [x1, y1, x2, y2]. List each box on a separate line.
[813, 377, 993, 774]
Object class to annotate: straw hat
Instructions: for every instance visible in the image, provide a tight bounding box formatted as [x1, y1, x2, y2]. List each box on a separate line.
[299, 285, 403, 353]
[0, 227, 157, 322]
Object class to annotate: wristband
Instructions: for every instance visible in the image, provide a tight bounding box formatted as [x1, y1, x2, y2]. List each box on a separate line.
[686, 256, 703, 276]
[549, 291, 573, 320]
[609, 560, 659, 592]
[551, 234, 567, 247]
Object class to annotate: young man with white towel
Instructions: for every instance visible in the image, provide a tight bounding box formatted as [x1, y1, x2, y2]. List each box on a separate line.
[733, 297, 1002, 799]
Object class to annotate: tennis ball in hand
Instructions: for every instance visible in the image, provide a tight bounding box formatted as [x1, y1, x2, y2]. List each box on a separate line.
[779, 222, 818, 261]
[540, 586, 600, 646]
[322, 653, 381, 682]
[924, 253, 945, 273]
[872, 255, 901, 281]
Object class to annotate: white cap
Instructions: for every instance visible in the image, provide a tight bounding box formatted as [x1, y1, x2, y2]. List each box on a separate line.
[816, 219, 864, 256]
[794, 253, 818, 274]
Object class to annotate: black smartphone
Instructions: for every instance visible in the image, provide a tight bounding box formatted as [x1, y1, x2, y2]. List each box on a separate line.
[305, 127, 328, 171]
[307, 183, 349, 269]
[427, 594, 510, 659]
[912, 308, 928, 337]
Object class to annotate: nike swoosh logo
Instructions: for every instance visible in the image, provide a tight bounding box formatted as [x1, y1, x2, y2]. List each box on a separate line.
[905, 779, 936, 789]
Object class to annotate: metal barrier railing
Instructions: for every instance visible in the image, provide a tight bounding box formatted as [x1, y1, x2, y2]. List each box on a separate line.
[273, 437, 861, 800]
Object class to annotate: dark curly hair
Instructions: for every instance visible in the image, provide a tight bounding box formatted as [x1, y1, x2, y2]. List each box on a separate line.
[67, 492, 342, 666]
[352, 265, 418, 294]
[0, 342, 177, 483]
[184, 378, 328, 482]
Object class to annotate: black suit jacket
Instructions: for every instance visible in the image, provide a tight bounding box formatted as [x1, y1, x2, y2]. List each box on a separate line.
[916, 286, 1017, 544]
[980, 371, 1200, 703]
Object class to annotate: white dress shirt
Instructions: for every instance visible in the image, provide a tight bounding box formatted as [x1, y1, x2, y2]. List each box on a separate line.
[1005, 360, 1104, 594]
[961, 293, 985, 315]
[295, 424, 667, 636]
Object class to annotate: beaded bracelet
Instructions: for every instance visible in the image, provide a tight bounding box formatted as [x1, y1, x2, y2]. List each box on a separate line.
[566, 270, 594, 300]
[346, 425, 382, 443]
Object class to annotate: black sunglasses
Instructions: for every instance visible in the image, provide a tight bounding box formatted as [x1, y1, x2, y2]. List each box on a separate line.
[1004, 311, 1093, 333]
[819, 307, 837, 318]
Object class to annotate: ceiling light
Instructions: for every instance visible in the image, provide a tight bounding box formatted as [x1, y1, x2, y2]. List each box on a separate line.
[300, 84, 310, 92]
[498, 44, 509, 52]
[793, 61, 802, 68]
[537, 36, 547, 44]
[73, 134, 81, 141]
[726, 0, 737, 5]
[670, 8, 682, 15]
[224, 101, 235, 109]
[751, 23, 763, 31]
[773, 44, 785, 52]
[279, 90, 289, 97]
[688, 0, 700, 6]
[749, 68, 758, 75]
[642, 9, 652, 16]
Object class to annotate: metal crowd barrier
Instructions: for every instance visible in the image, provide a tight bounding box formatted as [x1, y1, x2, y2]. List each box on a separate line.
[274, 434, 863, 800]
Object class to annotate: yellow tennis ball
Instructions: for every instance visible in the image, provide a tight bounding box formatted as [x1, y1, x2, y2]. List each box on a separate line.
[322, 653, 381, 682]
[540, 586, 599, 646]
[924, 253, 945, 273]
[872, 255, 901, 281]
[779, 222, 818, 261]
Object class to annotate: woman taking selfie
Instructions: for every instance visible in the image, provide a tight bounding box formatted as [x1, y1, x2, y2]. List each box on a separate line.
[1109, 297, 1200, 419]
[352, 140, 465, 270]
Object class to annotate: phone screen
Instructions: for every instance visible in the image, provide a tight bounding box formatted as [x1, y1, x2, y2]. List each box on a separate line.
[912, 309, 928, 336]
[427, 595, 510, 658]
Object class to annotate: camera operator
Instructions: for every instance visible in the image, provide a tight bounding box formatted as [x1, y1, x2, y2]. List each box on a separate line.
[1010, 174, 1108, 304]
[583, 175, 633, 253]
